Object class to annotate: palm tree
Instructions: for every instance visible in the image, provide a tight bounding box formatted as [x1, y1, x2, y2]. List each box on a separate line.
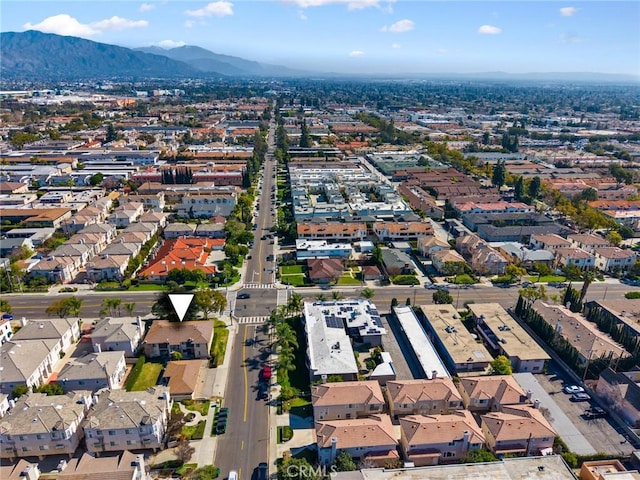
[287, 293, 304, 315]
[124, 302, 136, 316]
[580, 270, 595, 302]
[331, 291, 344, 301]
[315, 293, 327, 301]
[360, 287, 375, 299]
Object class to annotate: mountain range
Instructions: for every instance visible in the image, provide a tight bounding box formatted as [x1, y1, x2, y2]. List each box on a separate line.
[1, 30, 637, 83]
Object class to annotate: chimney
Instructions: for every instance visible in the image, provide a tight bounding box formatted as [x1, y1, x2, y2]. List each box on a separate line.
[526, 390, 533, 400]
[432, 370, 438, 380]
[463, 430, 470, 450]
[136, 316, 143, 334]
[20, 317, 28, 327]
[94, 343, 102, 353]
[330, 437, 338, 465]
[533, 399, 540, 409]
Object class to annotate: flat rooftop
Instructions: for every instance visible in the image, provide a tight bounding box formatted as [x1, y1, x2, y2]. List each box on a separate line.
[421, 304, 492, 367]
[468, 303, 550, 362]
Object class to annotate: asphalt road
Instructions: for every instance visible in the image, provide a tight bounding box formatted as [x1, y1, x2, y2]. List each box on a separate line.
[3, 282, 636, 319]
[215, 323, 270, 480]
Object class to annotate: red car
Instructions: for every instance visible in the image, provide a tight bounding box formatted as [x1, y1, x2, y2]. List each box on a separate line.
[260, 365, 272, 381]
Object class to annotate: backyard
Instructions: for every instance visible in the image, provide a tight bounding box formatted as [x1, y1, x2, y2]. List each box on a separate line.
[125, 357, 163, 392]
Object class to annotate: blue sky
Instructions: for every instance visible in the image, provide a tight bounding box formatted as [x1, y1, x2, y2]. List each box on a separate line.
[2, 1, 639, 75]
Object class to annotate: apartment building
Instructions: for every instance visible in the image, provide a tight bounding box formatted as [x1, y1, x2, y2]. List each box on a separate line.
[373, 221, 433, 242]
[400, 410, 485, 466]
[594, 247, 637, 272]
[57, 351, 127, 392]
[0, 391, 92, 460]
[296, 222, 367, 242]
[84, 386, 171, 454]
[0, 340, 61, 394]
[143, 320, 213, 360]
[385, 379, 463, 419]
[175, 191, 236, 218]
[91, 316, 146, 357]
[568, 234, 611, 253]
[468, 303, 550, 373]
[311, 381, 385, 423]
[554, 247, 596, 270]
[57, 451, 149, 480]
[529, 233, 572, 251]
[457, 375, 528, 412]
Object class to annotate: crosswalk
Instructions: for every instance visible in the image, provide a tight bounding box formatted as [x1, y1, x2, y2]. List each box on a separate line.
[235, 316, 270, 324]
[242, 283, 275, 289]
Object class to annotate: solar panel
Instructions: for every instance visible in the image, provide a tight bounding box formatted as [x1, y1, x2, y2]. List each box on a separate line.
[325, 315, 344, 329]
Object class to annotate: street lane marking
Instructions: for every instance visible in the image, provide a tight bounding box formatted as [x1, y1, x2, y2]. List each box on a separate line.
[243, 325, 248, 422]
[241, 440, 244, 450]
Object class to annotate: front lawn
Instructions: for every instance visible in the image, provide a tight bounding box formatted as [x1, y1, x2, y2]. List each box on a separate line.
[337, 274, 361, 285]
[210, 320, 229, 367]
[128, 283, 169, 291]
[281, 265, 304, 275]
[281, 275, 307, 287]
[182, 399, 210, 416]
[182, 420, 206, 440]
[525, 275, 567, 283]
[129, 363, 163, 391]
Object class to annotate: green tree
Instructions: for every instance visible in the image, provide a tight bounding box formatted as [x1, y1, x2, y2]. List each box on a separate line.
[152, 290, 199, 322]
[391, 298, 398, 309]
[89, 173, 104, 186]
[491, 160, 506, 188]
[505, 264, 527, 281]
[514, 176, 524, 201]
[460, 449, 498, 463]
[278, 456, 319, 480]
[0, 299, 12, 314]
[299, 119, 311, 148]
[433, 290, 453, 304]
[533, 262, 553, 279]
[194, 288, 227, 320]
[580, 270, 595, 302]
[607, 231, 623, 247]
[489, 355, 513, 375]
[528, 176, 542, 199]
[518, 285, 548, 302]
[37, 383, 64, 396]
[562, 263, 583, 281]
[45, 297, 83, 318]
[331, 291, 344, 301]
[315, 293, 327, 301]
[372, 244, 383, 266]
[105, 123, 118, 143]
[360, 287, 375, 299]
[124, 302, 136, 316]
[580, 187, 598, 201]
[100, 298, 122, 317]
[171, 351, 184, 361]
[335, 451, 357, 471]
[12, 385, 29, 398]
[188, 465, 220, 480]
[174, 435, 195, 465]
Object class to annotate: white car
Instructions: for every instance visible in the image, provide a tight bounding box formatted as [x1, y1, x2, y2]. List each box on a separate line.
[563, 385, 585, 394]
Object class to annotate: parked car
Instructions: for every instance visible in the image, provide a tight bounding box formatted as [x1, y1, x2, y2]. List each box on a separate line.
[570, 392, 591, 402]
[257, 463, 268, 480]
[563, 385, 585, 394]
[1, 313, 13, 321]
[584, 406, 608, 419]
[237, 293, 251, 299]
[260, 365, 272, 382]
[258, 382, 269, 400]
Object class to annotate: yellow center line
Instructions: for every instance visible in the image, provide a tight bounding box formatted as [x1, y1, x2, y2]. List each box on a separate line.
[241, 439, 244, 450]
[239, 468, 242, 480]
[243, 325, 248, 422]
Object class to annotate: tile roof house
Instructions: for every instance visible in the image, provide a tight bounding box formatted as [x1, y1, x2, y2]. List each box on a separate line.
[594, 247, 637, 272]
[139, 238, 217, 281]
[108, 202, 144, 228]
[0, 391, 92, 460]
[385, 379, 463, 419]
[457, 375, 528, 412]
[312, 380, 385, 423]
[400, 410, 485, 466]
[529, 233, 572, 251]
[554, 247, 596, 270]
[143, 320, 214, 360]
[162, 360, 207, 401]
[91, 316, 146, 357]
[307, 258, 344, 284]
[0, 459, 41, 480]
[86, 254, 130, 282]
[456, 234, 507, 275]
[57, 351, 127, 393]
[417, 236, 450, 258]
[30, 256, 79, 284]
[380, 248, 415, 276]
[431, 249, 467, 275]
[316, 414, 399, 467]
[481, 404, 556, 455]
[57, 450, 149, 480]
[569, 233, 611, 253]
[84, 386, 171, 454]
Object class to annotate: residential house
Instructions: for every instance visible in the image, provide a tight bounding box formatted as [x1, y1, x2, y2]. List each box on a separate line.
[0, 319, 13, 345]
[316, 414, 399, 467]
[0, 391, 92, 460]
[380, 248, 415, 276]
[194, 223, 226, 239]
[164, 223, 196, 239]
[594, 247, 637, 272]
[162, 360, 206, 401]
[456, 234, 507, 275]
[0, 460, 40, 480]
[139, 238, 216, 281]
[420, 304, 492, 375]
[373, 221, 434, 242]
[595, 368, 640, 428]
[417, 236, 450, 258]
[138, 211, 169, 228]
[579, 459, 632, 480]
[128, 192, 165, 212]
[30, 255, 79, 283]
[122, 221, 158, 240]
[469, 303, 550, 373]
[86, 255, 130, 282]
[307, 258, 344, 284]
[64, 232, 108, 258]
[5, 227, 55, 247]
[0, 340, 61, 394]
[362, 265, 384, 281]
[61, 207, 107, 234]
[400, 411, 485, 466]
[296, 222, 367, 242]
[175, 192, 236, 218]
[496, 243, 555, 269]
[0, 237, 33, 258]
[554, 247, 596, 270]
[84, 386, 171, 454]
[385, 379, 463, 419]
[78, 224, 117, 244]
[295, 240, 353, 260]
[57, 351, 127, 392]
[311, 380, 385, 423]
[12, 317, 80, 354]
[91, 316, 146, 357]
[569, 234, 611, 253]
[1, 208, 72, 229]
[457, 375, 528, 412]
[481, 404, 556, 456]
[57, 451, 149, 480]
[431, 249, 467, 275]
[108, 202, 144, 227]
[529, 234, 572, 251]
[143, 320, 214, 359]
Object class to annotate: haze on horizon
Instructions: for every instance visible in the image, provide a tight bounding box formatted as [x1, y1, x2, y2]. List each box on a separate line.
[2, 0, 639, 77]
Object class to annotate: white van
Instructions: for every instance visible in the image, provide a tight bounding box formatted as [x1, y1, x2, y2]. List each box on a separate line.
[228, 471, 238, 480]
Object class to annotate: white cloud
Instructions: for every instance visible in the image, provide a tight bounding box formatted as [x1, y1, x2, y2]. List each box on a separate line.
[184, 20, 195, 28]
[92, 16, 149, 31]
[348, 50, 365, 57]
[560, 6, 579, 17]
[24, 14, 99, 36]
[185, 1, 233, 17]
[283, 0, 394, 11]
[561, 32, 583, 44]
[297, 10, 308, 20]
[156, 39, 186, 48]
[139, 3, 156, 12]
[381, 19, 414, 33]
[24, 13, 148, 37]
[391, 43, 401, 49]
[477, 24, 502, 35]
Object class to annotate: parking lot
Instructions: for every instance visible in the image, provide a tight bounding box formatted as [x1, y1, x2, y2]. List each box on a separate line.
[532, 361, 636, 456]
